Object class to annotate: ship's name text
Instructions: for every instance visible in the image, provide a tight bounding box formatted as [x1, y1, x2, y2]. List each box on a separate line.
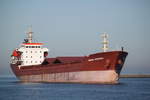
[88, 57, 104, 62]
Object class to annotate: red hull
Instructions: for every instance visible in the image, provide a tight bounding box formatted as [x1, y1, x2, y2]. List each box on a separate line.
[11, 51, 128, 77]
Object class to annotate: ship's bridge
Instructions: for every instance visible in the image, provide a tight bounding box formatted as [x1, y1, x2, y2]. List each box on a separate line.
[16, 43, 48, 66]
[10, 27, 49, 67]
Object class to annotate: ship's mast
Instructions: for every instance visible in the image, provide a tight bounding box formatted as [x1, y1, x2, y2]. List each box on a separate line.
[27, 26, 33, 43]
[101, 33, 109, 52]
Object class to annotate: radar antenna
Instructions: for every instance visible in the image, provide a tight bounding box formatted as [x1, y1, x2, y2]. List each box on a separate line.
[101, 33, 109, 52]
[27, 26, 33, 43]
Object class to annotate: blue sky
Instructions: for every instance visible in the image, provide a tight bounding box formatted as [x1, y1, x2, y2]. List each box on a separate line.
[0, 0, 150, 76]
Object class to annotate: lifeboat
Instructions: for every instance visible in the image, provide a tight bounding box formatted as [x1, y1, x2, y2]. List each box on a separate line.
[44, 52, 48, 57]
[12, 50, 21, 57]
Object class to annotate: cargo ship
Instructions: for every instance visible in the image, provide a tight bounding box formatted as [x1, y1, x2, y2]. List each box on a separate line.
[10, 28, 128, 84]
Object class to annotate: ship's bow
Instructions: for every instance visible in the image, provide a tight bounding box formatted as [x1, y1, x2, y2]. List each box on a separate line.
[115, 51, 128, 76]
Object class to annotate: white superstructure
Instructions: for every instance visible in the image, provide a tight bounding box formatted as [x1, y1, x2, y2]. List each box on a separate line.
[11, 28, 48, 67]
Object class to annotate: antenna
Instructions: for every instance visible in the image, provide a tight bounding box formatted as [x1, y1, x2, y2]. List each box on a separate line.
[101, 32, 109, 52]
[27, 25, 33, 43]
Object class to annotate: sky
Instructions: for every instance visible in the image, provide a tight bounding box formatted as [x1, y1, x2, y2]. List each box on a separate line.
[0, 0, 150, 76]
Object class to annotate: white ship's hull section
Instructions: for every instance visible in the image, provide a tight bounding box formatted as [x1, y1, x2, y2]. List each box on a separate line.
[18, 70, 118, 84]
